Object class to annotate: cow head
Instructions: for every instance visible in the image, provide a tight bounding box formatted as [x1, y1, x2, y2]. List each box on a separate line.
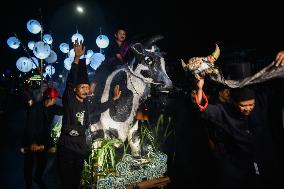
[129, 35, 173, 93]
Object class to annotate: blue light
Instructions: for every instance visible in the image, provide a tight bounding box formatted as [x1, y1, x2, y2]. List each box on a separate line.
[28, 41, 35, 50]
[96, 35, 109, 49]
[33, 41, 51, 59]
[16, 57, 33, 72]
[43, 34, 53, 44]
[59, 43, 69, 53]
[27, 19, 42, 34]
[7, 36, 20, 49]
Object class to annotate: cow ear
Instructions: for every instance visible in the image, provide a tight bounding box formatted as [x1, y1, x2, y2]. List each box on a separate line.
[131, 43, 144, 56]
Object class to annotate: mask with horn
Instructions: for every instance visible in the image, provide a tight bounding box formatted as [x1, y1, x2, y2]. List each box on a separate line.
[181, 44, 221, 78]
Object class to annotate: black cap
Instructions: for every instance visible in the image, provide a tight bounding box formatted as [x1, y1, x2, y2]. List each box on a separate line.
[231, 87, 255, 102]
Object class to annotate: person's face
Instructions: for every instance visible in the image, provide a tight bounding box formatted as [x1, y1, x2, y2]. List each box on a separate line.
[236, 99, 255, 116]
[75, 84, 90, 100]
[115, 30, 126, 42]
[218, 88, 230, 103]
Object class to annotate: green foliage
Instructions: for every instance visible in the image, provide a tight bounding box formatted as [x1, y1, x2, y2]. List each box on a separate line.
[140, 114, 174, 152]
[81, 138, 123, 187]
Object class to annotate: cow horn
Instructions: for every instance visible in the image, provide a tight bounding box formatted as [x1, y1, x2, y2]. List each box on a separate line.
[211, 44, 220, 61]
[143, 35, 164, 48]
[130, 43, 144, 55]
[181, 59, 188, 71]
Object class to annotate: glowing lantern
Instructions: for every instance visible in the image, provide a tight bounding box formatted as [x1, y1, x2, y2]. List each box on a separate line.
[45, 65, 55, 76]
[33, 41, 51, 59]
[86, 50, 94, 59]
[64, 57, 74, 70]
[7, 37, 20, 49]
[71, 32, 84, 44]
[43, 34, 53, 44]
[59, 43, 69, 53]
[27, 19, 42, 34]
[45, 50, 57, 63]
[96, 35, 109, 48]
[85, 58, 91, 65]
[28, 41, 35, 50]
[90, 53, 105, 70]
[16, 57, 33, 72]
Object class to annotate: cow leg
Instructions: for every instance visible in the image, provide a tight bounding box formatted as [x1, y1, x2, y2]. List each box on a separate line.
[128, 121, 141, 157]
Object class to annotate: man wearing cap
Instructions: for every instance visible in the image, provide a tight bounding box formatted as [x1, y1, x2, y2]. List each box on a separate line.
[23, 87, 62, 189]
[193, 51, 284, 189]
[57, 40, 121, 189]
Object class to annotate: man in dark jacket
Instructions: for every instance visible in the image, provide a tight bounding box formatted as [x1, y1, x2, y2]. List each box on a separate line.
[23, 87, 62, 189]
[193, 51, 284, 189]
[57, 40, 121, 189]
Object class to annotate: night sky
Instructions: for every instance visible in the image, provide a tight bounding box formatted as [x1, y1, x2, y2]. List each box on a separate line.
[1, 0, 284, 73]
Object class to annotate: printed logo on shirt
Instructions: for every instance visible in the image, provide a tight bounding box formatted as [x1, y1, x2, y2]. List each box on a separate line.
[76, 111, 85, 125]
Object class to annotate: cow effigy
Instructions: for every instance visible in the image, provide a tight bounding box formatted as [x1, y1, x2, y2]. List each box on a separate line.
[87, 35, 173, 156]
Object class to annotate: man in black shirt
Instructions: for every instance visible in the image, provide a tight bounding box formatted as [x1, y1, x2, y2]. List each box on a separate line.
[194, 51, 284, 189]
[23, 87, 62, 189]
[57, 40, 121, 189]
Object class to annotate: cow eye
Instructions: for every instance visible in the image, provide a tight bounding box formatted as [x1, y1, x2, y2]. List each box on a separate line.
[144, 56, 153, 65]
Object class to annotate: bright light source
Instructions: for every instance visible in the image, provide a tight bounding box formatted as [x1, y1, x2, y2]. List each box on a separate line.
[76, 6, 84, 13]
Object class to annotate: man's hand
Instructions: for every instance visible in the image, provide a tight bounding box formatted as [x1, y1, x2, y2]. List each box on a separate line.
[112, 85, 122, 101]
[273, 51, 284, 67]
[73, 39, 85, 64]
[196, 75, 205, 90]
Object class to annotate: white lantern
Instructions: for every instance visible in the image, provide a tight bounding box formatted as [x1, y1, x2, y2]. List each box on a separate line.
[96, 35, 109, 49]
[86, 50, 94, 59]
[43, 34, 53, 44]
[71, 32, 84, 44]
[33, 41, 51, 59]
[30, 57, 39, 69]
[45, 65, 55, 76]
[90, 53, 105, 70]
[68, 48, 75, 58]
[27, 19, 42, 34]
[85, 58, 91, 65]
[16, 57, 33, 72]
[7, 37, 20, 49]
[45, 50, 57, 63]
[28, 41, 35, 50]
[64, 57, 74, 70]
[59, 43, 69, 53]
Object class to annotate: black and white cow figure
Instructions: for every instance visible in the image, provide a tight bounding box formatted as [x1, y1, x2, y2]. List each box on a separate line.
[88, 36, 173, 157]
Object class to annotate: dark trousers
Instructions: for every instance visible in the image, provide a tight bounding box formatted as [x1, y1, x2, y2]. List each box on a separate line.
[24, 151, 47, 189]
[219, 157, 267, 189]
[57, 146, 85, 189]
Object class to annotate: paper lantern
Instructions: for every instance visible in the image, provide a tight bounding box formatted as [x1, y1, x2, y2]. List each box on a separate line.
[43, 34, 53, 44]
[33, 41, 51, 59]
[64, 57, 74, 70]
[45, 65, 55, 76]
[90, 53, 105, 70]
[45, 50, 57, 63]
[7, 37, 20, 49]
[27, 19, 42, 34]
[71, 32, 84, 44]
[30, 57, 39, 69]
[86, 50, 94, 59]
[16, 57, 33, 72]
[85, 58, 91, 65]
[96, 35, 109, 48]
[28, 41, 35, 50]
[59, 43, 69, 53]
